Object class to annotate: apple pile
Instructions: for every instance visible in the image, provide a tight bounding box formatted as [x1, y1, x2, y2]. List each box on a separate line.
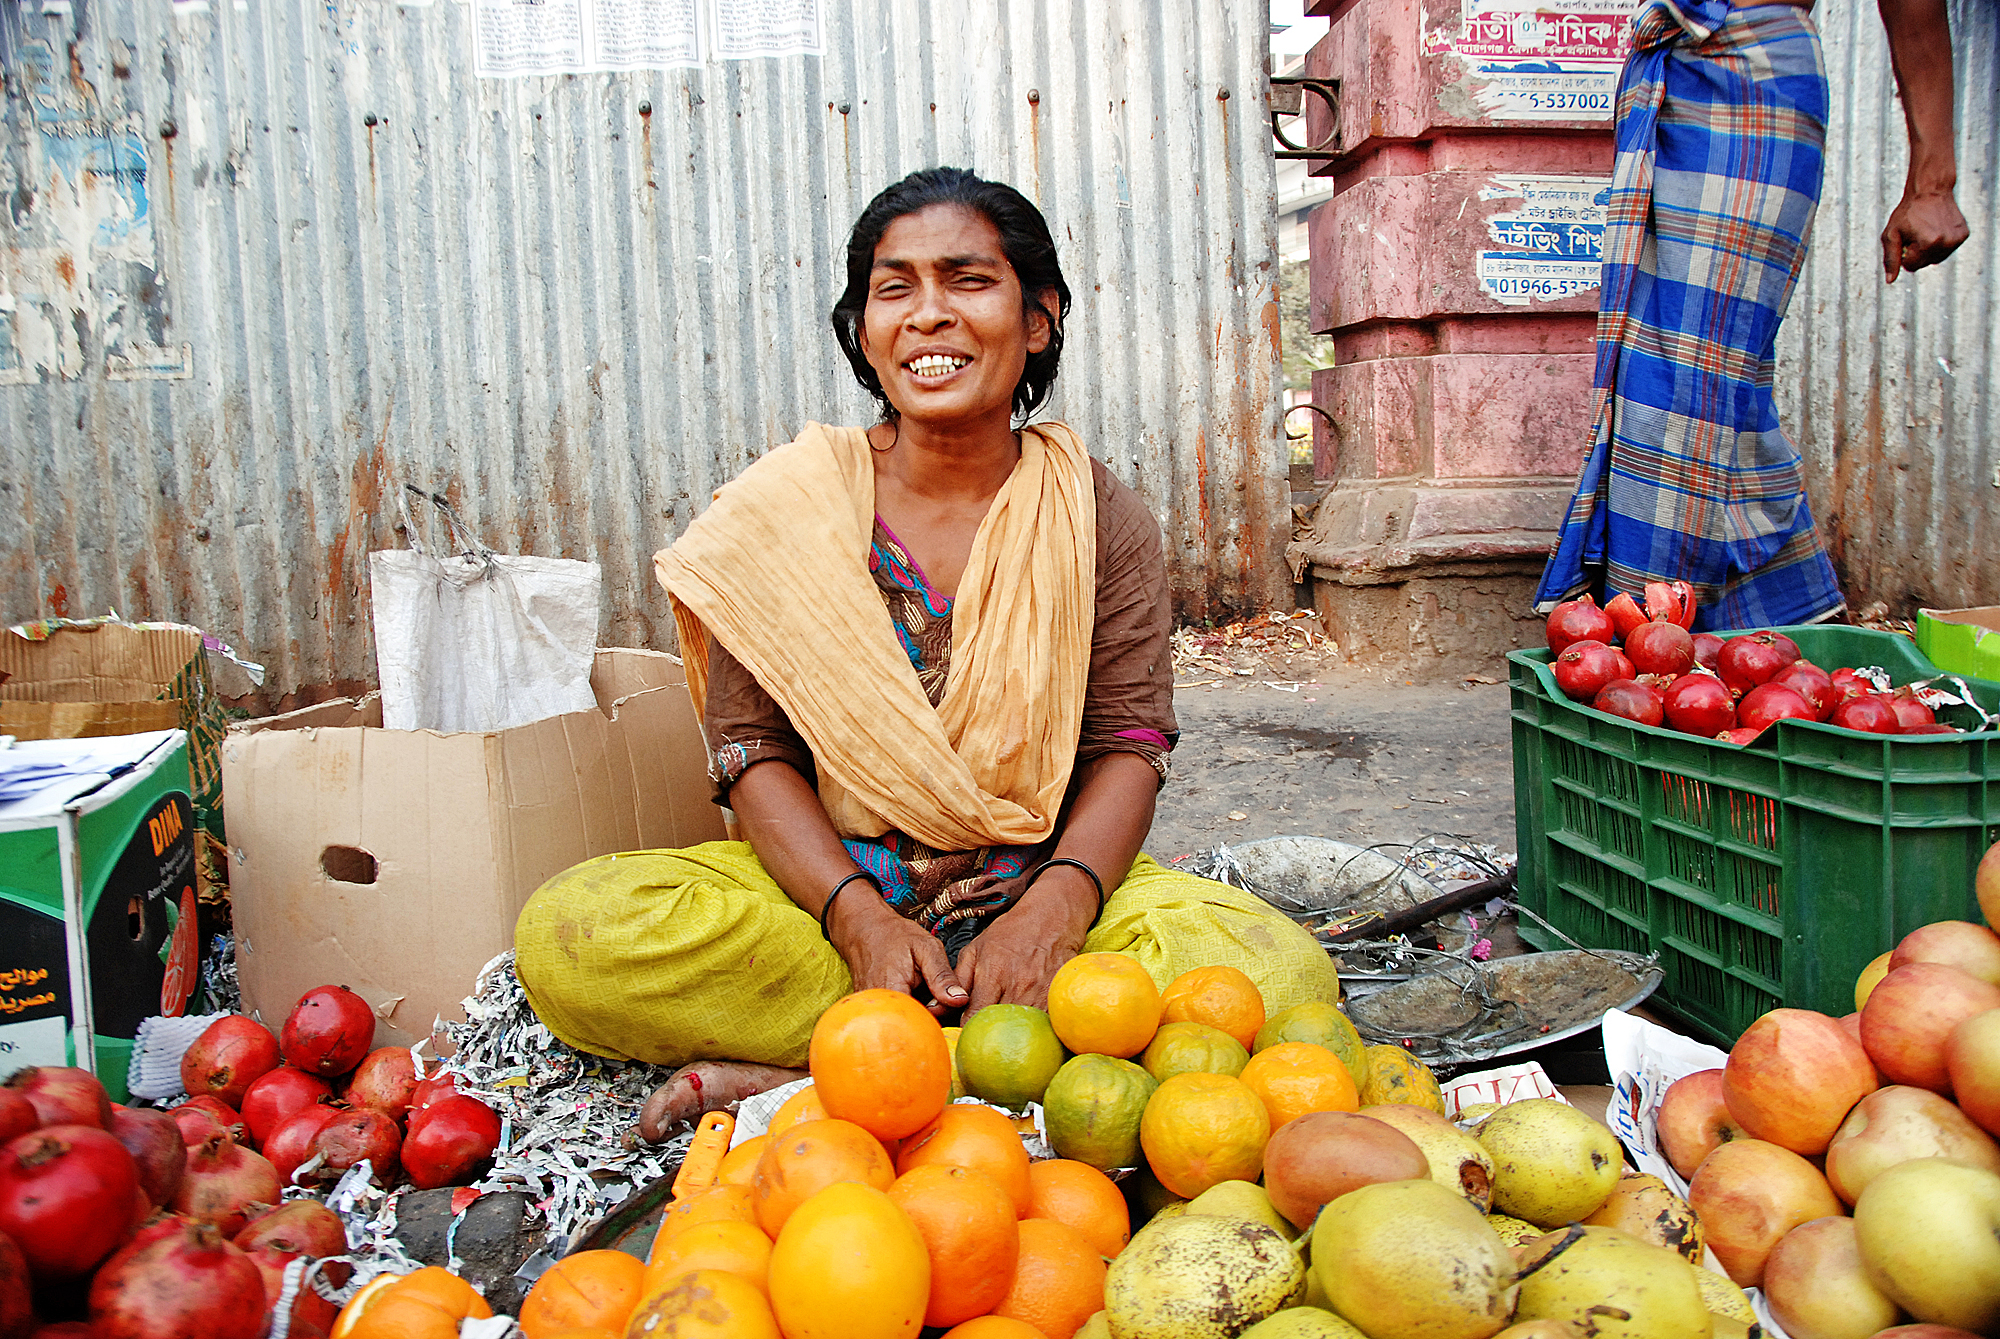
[1653, 839, 2000, 1338]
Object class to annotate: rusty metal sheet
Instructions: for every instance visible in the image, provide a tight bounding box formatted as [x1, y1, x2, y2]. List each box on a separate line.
[1776, 0, 1998, 616]
[1, 0, 1285, 696]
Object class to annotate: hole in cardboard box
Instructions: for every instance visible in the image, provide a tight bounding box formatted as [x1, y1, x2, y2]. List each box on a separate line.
[129, 895, 145, 940]
[322, 846, 379, 884]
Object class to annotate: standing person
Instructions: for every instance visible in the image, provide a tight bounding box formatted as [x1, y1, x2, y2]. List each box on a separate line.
[1533, 0, 1969, 631]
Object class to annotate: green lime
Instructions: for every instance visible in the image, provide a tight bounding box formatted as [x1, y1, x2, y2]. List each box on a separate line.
[955, 1002, 1068, 1110]
[1254, 999, 1368, 1090]
[1044, 1053, 1158, 1171]
[1141, 1020, 1250, 1082]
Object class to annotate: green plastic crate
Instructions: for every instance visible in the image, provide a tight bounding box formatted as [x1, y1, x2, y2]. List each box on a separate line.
[1510, 625, 1998, 1047]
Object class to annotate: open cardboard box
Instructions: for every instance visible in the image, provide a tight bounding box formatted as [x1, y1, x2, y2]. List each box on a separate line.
[1916, 606, 2000, 682]
[221, 649, 724, 1049]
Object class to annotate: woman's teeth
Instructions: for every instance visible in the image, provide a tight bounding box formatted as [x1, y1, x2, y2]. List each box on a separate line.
[907, 355, 968, 379]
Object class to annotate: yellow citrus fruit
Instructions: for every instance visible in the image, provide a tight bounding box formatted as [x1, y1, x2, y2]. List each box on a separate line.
[715, 1135, 767, 1188]
[650, 1186, 759, 1260]
[768, 1085, 828, 1138]
[1254, 1000, 1368, 1090]
[941, 1027, 968, 1102]
[955, 1004, 1069, 1111]
[623, 1269, 777, 1339]
[1358, 1044, 1445, 1114]
[1239, 1042, 1360, 1131]
[640, 1219, 773, 1298]
[1046, 953, 1162, 1059]
[1138, 1072, 1270, 1200]
[766, 1182, 930, 1339]
[1043, 1053, 1158, 1172]
[1157, 966, 1266, 1051]
[1141, 1021, 1249, 1083]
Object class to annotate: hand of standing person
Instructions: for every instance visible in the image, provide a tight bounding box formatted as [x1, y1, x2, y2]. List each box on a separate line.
[1876, 0, 1969, 281]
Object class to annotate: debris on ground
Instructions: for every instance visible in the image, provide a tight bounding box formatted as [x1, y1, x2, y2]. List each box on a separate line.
[1170, 610, 1339, 685]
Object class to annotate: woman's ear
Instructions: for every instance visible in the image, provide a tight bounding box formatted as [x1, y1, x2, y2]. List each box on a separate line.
[1025, 290, 1058, 355]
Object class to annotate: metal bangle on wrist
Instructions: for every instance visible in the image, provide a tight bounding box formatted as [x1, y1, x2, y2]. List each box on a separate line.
[819, 870, 883, 941]
[1024, 856, 1106, 910]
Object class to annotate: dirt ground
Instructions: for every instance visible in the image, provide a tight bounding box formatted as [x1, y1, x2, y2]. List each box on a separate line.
[1145, 624, 1519, 864]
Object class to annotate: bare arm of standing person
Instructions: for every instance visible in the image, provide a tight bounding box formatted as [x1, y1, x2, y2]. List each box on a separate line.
[1877, 0, 1969, 281]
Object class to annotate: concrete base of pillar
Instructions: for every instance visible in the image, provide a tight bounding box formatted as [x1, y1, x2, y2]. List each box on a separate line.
[1311, 562, 1548, 681]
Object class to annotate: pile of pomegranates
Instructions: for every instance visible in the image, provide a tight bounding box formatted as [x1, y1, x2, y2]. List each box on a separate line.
[0, 985, 503, 1334]
[1544, 593, 1969, 744]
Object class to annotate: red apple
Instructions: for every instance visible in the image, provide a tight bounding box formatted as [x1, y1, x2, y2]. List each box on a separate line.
[1722, 1009, 1878, 1156]
[1656, 1068, 1745, 1181]
[1762, 1216, 1902, 1339]
[1949, 1009, 2000, 1138]
[1891, 920, 2000, 987]
[1686, 1138, 1844, 1289]
[1861, 963, 2000, 1094]
[1823, 1084, 2000, 1204]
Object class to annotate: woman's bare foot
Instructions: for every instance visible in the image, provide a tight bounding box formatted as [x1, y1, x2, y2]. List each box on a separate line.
[637, 1060, 808, 1143]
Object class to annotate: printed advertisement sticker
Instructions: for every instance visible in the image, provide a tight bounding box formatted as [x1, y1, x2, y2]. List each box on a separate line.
[1475, 175, 1611, 306]
[1426, 0, 1638, 122]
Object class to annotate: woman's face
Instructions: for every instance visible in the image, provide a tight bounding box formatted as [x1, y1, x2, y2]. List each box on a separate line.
[858, 204, 1052, 432]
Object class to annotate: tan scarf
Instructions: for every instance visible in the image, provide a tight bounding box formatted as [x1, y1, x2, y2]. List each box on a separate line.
[656, 422, 1097, 849]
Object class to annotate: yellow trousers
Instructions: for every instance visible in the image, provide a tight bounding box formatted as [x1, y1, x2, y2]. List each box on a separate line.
[514, 842, 1340, 1069]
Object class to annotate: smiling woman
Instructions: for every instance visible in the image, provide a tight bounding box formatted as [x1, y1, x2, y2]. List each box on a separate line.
[511, 168, 1338, 1131]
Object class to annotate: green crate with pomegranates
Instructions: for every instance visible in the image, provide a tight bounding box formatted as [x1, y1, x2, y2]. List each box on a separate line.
[1509, 624, 1999, 1046]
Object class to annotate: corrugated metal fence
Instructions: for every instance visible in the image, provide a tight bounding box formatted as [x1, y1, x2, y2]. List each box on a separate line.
[1776, 0, 1997, 616]
[1, 0, 1285, 696]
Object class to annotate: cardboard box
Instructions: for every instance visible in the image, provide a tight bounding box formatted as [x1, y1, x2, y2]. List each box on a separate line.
[0, 623, 231, 847]
[1917, 607, 2000, 682]
[222, 649, 725, 1049]
[0, 731, 216, 1100]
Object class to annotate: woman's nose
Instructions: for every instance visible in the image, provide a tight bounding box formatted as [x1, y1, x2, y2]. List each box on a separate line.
[907, 280, 954, 329]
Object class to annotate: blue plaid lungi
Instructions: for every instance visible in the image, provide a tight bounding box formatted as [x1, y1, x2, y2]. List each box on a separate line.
[1533, 0, 1845, 632]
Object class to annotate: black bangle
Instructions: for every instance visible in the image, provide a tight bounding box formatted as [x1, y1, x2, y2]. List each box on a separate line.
[819, 871, 882, 941]
[1025, 857, 1106, 909]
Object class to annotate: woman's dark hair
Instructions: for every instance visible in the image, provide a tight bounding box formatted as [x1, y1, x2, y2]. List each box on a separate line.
[831, 167, 1073, 422]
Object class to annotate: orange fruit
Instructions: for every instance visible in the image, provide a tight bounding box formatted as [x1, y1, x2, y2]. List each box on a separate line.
[1042, 1054, 1157, 1172]
[1140, 1021, 1249, 1082]
[767, 1182, 930, 1339]
[887, 1163, 1022, 1327]
[1239, 1041, 1360, 1130]
[650, 1185, 758, 1259]
[1157, 966, 1265, 1051]
[808, 989, 952, 1141]
[942, 1320, 1052, 1339]
[1025, 1159, 1130, 1260]
[519, 1249, 645, 1339]
[341, 1296, 463, 1339]
[769, 1086, 828, 1137]
[752, 1118, 896, 1237]
[1255, 1000, 1367, 1088]
[339, 1267, 494, 1339]
[1138, 1072, 1270, 1200]
[895, 1102, 1034, 1216]
[992, 1217, 1109, 1339]
[716, 1135, 767, 1187]
[1046, 954, 1161, 1059]
[623, 1269, 778, 1339]
[533, 1331, 620, 1339]
[640, 1219, 773, 1297]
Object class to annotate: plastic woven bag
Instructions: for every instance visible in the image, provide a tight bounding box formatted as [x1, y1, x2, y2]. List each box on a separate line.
[369, 487, 601, 733]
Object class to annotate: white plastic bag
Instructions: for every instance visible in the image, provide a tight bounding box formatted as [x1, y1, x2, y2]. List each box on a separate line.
[369, 488, 601, 733]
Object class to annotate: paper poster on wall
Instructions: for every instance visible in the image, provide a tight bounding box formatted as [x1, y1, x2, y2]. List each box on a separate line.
[471, 0, 818, 76]
[1426, 0, 1637, 121]
[1474, 175, 1611, 306]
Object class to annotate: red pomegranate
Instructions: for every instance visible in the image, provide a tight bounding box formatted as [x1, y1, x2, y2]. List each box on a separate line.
[239, 1069, 333, 1147]
[1663, 674, 1736, 737]
[107, 1107, 186, 1209]
[342, 1049, 420, 1126]
[1738, 683, 1816, 734]
[1605, 591, 1648, 641]
[402, 1096, 503, 1191]
[7, 1068, 112, 1130]
[1769, 662, 1836, 720]
[30, 1326, 93, 1339]
[1716, 634, 1795, 697]
[179, 1017, 281, 1110]
[241, 1245, 339, 1336]
[234, 1200, 346, 1261]
[0, 1124, 141, 1280]
[1899, 723, 1961, 736]
[172, 1096, 243, 1148]
[311, 1110, 401, 1184]
[1625, 622, 1696, 678]
[0, 1229, 31, 1339]
[1643, 580, 1697, 628]
[1829, 667, 1875, 703]
[407, 1074, 459, 1120]
[1691, 632, 1725, 672]
[1830, 694, 1901, 735]
[87, 1218, 266, 1339]
[262, 1106, 340, 1186]
[0, 1091, 37, 1146]
[279, 988, 376, 1079]
[1752, 630, 1802, 663]
[170, 1135, 281, 1239]
[1887, 692, 1937, 729]
[1716, 727, 1764, 745]
[1545, 596, 1616, 654]
[1592, 679, 1665, 727]
[1552, 641, 1625, 702]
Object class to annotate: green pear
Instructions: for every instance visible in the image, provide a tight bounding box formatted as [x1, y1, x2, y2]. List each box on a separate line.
[1513, 1225, 1710, 1339]
[1853, 1156, 2000, 1331]
[1476, 1098, 1623, 1227]
[1311, 1179, 1517, 1339]
[1185, 1178, 1298, 1240]
[1241, 1308, 1370, 1339]
[1364, 1103, 1499, 1212]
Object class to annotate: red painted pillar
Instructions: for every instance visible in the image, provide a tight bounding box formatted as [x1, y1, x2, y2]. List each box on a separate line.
[1286, 0, 1632, 675]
